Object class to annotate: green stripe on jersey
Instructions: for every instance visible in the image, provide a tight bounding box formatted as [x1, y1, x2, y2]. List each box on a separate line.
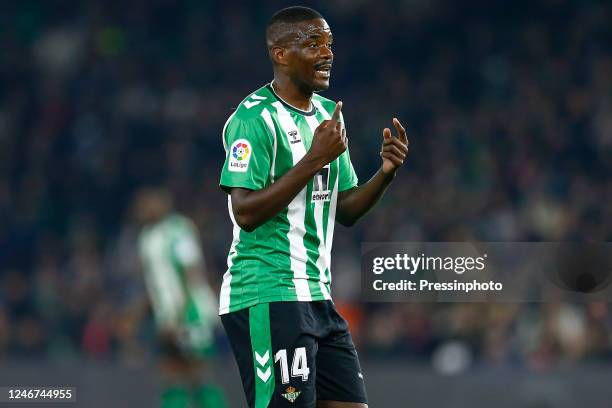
[249, 303, 275, 408]
[218, 83, 358, 314]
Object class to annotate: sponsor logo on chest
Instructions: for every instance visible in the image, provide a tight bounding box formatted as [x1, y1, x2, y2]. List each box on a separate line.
[288, 130, 301, 145]
[312, 165, 331, 202]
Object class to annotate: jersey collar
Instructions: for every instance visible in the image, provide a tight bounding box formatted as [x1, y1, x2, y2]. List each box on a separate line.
[267, 82, 317, 116]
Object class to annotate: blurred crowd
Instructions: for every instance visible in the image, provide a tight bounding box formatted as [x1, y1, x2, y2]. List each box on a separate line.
[1, 0, 611, 371]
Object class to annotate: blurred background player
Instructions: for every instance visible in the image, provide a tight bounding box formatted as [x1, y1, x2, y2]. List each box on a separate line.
[133, 188, 226, 408]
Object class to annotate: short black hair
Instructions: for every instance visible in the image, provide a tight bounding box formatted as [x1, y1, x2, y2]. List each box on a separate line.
[268, 6, 322, 26]
[266, 6, 324, 48]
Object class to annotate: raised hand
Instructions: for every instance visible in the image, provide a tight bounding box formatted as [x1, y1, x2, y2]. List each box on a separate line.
[306, 101, 347, 168]
[380, 117, 409, 174]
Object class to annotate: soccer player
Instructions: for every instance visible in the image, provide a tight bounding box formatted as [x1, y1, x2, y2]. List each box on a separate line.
[219, 6, 409, 408]
[134, 188, 226, 408]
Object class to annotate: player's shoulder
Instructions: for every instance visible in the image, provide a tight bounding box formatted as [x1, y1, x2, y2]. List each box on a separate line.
[162, 213, 198, 235]
[228, 84, 276, 124]
[222, 85, 275, 149]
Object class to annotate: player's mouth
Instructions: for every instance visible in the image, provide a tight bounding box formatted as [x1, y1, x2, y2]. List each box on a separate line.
[314, 62, 332, 79]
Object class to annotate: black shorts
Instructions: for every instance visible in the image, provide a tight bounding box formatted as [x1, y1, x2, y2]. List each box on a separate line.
[221, 301, 367, 407]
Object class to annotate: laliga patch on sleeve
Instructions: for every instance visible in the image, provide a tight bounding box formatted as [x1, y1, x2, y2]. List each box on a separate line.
[228, 139, 252, 172]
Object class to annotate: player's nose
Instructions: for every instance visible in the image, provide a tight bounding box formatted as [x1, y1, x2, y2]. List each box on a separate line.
[320, 45, 333, 60]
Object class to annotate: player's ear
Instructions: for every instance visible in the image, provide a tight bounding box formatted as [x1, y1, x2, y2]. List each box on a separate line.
[270, 45, 288, 66]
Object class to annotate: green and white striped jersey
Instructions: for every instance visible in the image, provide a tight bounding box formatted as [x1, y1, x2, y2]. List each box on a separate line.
[138, 214, 217, 347]
[218, 83, 358, 315]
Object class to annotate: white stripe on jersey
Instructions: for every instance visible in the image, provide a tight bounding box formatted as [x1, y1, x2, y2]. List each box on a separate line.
[220, 108, 238, 314]
[312, 99, 339, 285]
[304, 113, 331, 300]
[141, 229, 185, 327]
[272, 101, 312, 301]
[261, 108, 277, 183]
[219, 196, 240, 314]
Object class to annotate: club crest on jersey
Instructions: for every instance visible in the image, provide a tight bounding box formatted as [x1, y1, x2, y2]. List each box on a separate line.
[281, 386, 301, 403]
[228, 139, 252, 172]
[311, 165, 331, 202]
[288, 130, 301, 145]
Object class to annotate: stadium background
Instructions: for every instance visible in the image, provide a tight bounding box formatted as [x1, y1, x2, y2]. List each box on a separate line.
[1, 0, 611, 406]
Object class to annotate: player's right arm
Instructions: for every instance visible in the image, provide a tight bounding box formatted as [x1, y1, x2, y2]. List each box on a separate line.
[221, 102, 345, 232]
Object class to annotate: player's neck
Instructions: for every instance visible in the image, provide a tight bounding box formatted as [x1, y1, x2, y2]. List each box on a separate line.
[271, 78, 313, 112]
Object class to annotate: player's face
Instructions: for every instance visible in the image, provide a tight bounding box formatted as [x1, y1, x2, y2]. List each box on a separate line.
[286, 18, 334, 92]
[133, 190, 171, 224]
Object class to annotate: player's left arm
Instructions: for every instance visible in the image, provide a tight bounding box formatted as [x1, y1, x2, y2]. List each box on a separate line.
[336, 118, 409, 226]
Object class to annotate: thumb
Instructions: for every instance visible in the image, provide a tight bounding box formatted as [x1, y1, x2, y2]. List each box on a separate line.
[383, 128, 392, 139]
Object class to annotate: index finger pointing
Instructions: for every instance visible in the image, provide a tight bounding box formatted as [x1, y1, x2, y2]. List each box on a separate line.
[331, 101, 343, 123]
[393, 117, 408, 143]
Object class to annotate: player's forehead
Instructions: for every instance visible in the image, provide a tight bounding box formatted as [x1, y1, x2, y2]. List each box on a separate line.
[289, 18, 332, 43]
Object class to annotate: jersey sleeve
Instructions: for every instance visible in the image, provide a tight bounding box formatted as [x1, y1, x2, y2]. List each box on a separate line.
[220, 116, 273, 192]
[337, 147, 358, 192]
[337, 112, 358, 191]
